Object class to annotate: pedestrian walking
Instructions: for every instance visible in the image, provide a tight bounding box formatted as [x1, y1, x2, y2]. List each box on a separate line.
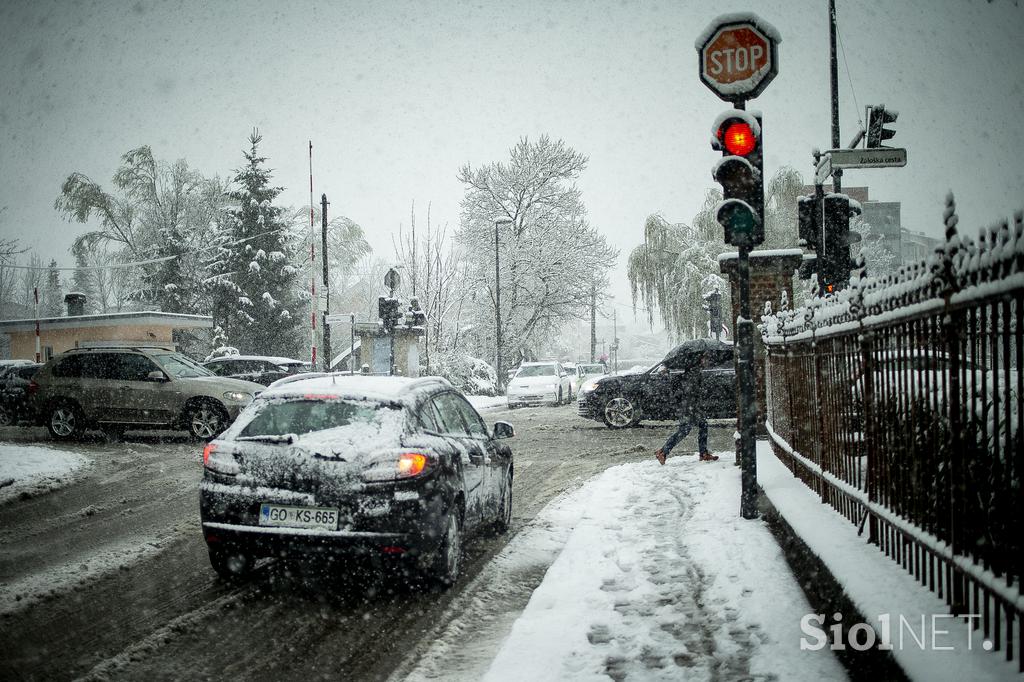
[655, 350, 719, 465]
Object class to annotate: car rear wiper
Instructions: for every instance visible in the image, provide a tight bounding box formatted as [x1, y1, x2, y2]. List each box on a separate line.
[235, 434, 296, 444]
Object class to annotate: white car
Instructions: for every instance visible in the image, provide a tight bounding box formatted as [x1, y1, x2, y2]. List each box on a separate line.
[560, 363, 583, 400]
[506, 362, 573, 408]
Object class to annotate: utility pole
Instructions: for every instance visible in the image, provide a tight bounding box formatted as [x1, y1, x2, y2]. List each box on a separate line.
[590, 284, 597, 363]
[829, 0, 843, 195]
[613, 308, 618, 374]
[321, 193, 331, 371]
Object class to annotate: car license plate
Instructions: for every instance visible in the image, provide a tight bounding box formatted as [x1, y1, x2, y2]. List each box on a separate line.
[259, 503, 339, 530]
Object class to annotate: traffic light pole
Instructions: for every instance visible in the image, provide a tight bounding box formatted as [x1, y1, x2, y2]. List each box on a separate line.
[736, 243, 759, 519]
[727, 99, 759, 520]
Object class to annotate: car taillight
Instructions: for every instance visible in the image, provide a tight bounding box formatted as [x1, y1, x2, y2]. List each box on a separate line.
[27, 380, 39, 396]
[362, 451, 431, 482]
[203, 442, 241, 475]
[397, 452, 427, 478]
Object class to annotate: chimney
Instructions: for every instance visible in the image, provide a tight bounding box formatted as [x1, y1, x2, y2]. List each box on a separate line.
[64, 293, 86, 317]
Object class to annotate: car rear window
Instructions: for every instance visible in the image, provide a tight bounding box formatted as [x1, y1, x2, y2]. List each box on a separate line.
[237, 398, 404, 439]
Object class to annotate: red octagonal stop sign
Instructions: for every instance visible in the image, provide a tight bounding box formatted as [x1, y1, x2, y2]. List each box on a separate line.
[697, 15, 780, 102]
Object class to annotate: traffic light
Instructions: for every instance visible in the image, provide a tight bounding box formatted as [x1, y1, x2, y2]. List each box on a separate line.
[820, 194, 860, 293]
[866, 104, 898, 148]
[712, 111, 764, 247]
[797, 195, 820, 250]
[378, 296, 402, 331]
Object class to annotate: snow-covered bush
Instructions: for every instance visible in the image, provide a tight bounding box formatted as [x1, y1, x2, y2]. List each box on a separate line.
[430, 352, 498, 396]
[204, 346, 240, 362]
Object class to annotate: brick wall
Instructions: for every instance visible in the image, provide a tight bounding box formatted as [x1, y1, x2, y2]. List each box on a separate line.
[719, 251, 803, 428]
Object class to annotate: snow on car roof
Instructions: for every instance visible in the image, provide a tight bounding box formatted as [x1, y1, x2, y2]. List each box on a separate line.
[260, 374, 452, 404]
[205, 355, 306, 365]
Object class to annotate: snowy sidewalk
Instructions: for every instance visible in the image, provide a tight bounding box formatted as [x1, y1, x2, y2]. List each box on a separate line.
[400, 452, 846, 681]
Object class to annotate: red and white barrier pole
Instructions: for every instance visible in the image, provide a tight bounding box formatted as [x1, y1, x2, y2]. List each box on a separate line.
[33, 287, 41, 363]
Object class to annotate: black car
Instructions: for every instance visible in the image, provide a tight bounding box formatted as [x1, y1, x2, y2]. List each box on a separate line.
[199, 375, 515, 586]
[0, 363, 43, 426]
[577, 339, 736, 428]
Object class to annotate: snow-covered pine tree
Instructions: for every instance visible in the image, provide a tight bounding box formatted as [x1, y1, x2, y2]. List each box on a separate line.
[208, 131, 303, 357]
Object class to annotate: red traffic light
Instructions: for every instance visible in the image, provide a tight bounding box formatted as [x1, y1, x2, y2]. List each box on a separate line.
[718, 120, 757, 156]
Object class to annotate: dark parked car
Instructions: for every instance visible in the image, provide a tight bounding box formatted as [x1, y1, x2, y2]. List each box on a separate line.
[0, 363, 43, 426]
[203, 355, 309, 386]
[31, 347, 264, 440]
[199, 375, 515, 586]
[577, 339, 736, 428]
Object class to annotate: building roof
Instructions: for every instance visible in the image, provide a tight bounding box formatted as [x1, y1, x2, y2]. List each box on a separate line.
[0, 310, 214, 333]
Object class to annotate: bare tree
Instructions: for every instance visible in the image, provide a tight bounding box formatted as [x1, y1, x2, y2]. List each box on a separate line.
[393, 201, 469, 372]
[456, 136, 617, 368]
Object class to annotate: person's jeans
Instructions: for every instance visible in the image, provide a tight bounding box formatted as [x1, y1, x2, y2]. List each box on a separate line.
[662, 416, 708, 456]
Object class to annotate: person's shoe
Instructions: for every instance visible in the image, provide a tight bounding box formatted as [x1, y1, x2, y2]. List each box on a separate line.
[655, 449, 666, 466]
[699, 451, 719, 462]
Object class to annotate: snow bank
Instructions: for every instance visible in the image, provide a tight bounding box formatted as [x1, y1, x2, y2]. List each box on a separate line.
[466, 396, 506, 412]
[0, 443, 91, 504]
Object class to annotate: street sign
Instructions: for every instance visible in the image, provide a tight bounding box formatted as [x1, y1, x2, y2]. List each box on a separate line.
[383, 268, 401, 292]
[827, 147, 907, 169]
[325, 314, 350, 325]
[815, 154, 832, 184]
[697, 14, 780, 102]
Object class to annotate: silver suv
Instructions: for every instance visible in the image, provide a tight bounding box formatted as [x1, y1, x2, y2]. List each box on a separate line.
[31, 347, 264, 440]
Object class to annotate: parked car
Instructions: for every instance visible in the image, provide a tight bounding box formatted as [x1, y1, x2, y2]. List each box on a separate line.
[199, 374, 515, 586]
[577, 363, 607, 383]
[506, 361, 573, 407]
[0, 362, 42, 426]
[30, 347, 264, 440]
[560, 363, 583, 400]
[203, 355, 309, 386]
[577, 339, 736, 428]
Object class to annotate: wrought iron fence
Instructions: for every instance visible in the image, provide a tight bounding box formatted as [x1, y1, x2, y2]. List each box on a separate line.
[762, 194, 1022, 670]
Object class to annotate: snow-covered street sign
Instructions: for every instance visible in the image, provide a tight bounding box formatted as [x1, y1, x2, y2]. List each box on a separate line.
[696, 13, 780, 102]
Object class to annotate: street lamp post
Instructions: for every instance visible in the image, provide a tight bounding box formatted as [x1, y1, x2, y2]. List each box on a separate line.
[494, 217, 513, 392]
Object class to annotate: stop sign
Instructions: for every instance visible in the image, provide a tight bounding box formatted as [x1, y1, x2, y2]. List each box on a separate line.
[697, 14, 780, 102]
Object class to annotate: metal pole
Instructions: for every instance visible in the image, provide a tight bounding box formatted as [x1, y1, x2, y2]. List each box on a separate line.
[350, 313, 355, 374]
[829, 0, 843, 194]
[590, 284, 597, 362]
[308, 142, 317, 366]
[321, 193, 331, 371]
[737, 244, 759, 519]
[613, 308, 618, 374]
[34, 287, 41, 363]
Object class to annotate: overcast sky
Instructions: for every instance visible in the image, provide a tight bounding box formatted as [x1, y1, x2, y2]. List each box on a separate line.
[1, 0, 1022, 310]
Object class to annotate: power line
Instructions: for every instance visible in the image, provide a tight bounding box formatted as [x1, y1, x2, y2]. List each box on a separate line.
[835, 22, 862, 126]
